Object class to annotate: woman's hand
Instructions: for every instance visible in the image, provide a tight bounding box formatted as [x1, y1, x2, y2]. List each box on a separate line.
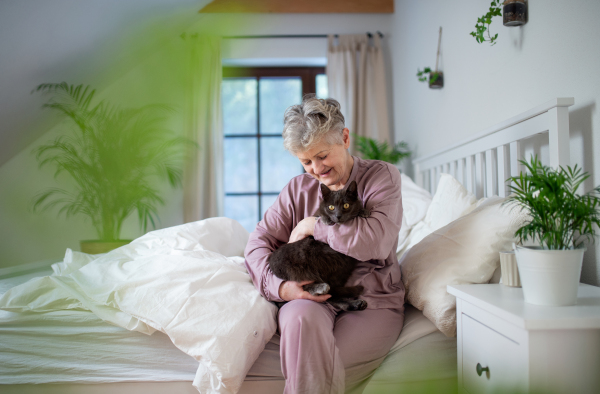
[289, 216, 318, 243]
[279, 280, 331, 303]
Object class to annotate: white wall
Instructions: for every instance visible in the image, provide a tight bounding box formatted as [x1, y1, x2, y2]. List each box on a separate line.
[390, 0, 600, 285]
[0, 11, 392, 269]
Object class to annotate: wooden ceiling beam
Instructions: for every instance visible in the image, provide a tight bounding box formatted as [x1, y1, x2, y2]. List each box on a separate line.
[199, 0, 394, 14]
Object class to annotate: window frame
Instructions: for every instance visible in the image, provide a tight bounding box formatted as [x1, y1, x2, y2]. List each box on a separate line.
[222, 66, 326, 224]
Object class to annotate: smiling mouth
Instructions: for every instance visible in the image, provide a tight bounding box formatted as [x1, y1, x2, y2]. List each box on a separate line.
[321, 169, 332, 176]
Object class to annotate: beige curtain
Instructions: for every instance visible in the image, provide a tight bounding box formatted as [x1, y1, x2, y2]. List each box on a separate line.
[327, 34, 391, 151]
[183, 35, 223, 222]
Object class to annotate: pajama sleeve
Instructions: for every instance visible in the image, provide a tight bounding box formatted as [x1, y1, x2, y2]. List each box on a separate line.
[244, 183, 297, 303]
[313, 163, 403, 262]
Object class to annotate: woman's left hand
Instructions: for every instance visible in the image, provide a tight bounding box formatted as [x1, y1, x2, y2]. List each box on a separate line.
[289, 216, 318, 243]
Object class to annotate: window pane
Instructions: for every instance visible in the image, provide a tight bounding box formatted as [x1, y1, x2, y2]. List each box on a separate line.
[225, 195, 259, 233]
[259, 78, 302, 135]
[222, 78, 257, 135]
[260, 137, 302, 193]
[261, 195, 278, 220]
[224, 138, 258, 193]
[316, 74, 328, 99]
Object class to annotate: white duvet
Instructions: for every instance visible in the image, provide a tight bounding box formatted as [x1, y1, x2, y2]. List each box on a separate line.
[0, 217, 278, 394]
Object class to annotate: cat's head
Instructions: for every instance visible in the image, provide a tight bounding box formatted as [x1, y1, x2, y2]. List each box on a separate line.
[320, 180, 363, 224]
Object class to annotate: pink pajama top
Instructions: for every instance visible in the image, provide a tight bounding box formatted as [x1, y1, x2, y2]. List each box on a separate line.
[244, 156, 405, 311]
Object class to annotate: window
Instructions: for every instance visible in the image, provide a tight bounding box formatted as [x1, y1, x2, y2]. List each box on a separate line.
[222, 67, 327, 232]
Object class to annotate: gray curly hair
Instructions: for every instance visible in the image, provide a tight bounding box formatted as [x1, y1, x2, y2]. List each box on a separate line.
[282, 95, 346, 153]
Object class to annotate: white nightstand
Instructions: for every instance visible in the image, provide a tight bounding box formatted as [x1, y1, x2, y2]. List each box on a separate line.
[447, 284, 600, 394]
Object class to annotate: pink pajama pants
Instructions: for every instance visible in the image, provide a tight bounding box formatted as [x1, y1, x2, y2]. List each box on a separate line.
[278, 300, 404, 394]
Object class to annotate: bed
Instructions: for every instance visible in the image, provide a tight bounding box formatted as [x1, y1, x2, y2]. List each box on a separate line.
[0, 97, 574, 394]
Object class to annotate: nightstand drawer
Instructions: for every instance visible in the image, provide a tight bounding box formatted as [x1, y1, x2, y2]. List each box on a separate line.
[462, 314, 527, 394]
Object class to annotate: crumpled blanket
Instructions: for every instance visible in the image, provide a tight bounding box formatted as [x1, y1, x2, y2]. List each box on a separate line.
[0, 217, 278, 394]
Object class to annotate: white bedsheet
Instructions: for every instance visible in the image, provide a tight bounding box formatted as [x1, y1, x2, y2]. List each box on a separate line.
[0, 309, 198, 383]
[0, 218, 278, 394]
[1, 266, 441, 387]
[0, 304, 443, 387]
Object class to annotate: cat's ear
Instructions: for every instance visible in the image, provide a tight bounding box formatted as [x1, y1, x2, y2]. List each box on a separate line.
[320, 183, 332, 198]
[346, 180, 358, 196]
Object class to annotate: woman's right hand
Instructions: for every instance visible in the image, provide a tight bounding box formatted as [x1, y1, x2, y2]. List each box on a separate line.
[279, 280, 332, 303]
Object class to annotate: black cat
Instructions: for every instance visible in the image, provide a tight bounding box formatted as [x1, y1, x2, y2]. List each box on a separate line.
[268, 180, 370, 311]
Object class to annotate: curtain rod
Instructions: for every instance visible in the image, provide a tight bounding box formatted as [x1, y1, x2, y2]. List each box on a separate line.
[222, 32, 384, 39]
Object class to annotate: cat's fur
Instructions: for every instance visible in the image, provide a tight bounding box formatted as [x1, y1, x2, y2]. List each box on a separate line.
[268, 180, 370, 311]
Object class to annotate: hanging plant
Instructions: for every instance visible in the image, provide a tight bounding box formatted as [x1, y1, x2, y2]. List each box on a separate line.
[470, 0, 503, 45]
[417, 67, 443, 88]
[417, 27, 444, 89]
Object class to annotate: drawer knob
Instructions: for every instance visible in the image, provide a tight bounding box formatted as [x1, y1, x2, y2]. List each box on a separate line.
[476, 363, 489, 377]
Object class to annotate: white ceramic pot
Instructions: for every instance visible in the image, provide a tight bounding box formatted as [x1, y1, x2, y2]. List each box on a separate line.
[513, 245, 585, 306]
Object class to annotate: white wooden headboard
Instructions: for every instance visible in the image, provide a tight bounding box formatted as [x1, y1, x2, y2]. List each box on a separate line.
[412, 98, 574, 199]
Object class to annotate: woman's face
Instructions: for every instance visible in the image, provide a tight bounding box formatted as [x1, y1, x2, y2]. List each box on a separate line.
[295, 128, 353, 191]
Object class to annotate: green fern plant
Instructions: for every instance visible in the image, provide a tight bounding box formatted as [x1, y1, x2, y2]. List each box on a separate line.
[32, 82, 193, 241]
[353, 134, 411, 165]
[506, 155, 600, 250]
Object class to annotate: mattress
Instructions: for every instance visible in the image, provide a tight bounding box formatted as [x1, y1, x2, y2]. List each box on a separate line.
[0, 269, 457, 393]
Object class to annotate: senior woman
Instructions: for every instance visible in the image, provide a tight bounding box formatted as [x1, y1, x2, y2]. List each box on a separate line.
[244, 96, 405, 394]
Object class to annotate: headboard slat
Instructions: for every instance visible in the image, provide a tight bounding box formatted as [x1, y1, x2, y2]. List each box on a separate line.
[497, 145, 509, 197]
[457, 158, 464, 185]
[548, 106, 570, 168]
[509, 140, 520, 187]
[465, 155, 474, 194]
[475, 152, 484, 198]
[485, 149, 497, 197]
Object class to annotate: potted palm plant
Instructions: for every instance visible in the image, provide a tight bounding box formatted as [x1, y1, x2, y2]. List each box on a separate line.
[506, 156, 600, 306]
[33, 83, 191, 254]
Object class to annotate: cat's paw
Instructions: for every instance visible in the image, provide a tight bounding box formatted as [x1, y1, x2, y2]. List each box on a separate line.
[304, 282, 330, 296]
[348, 299, 368, 311]
[358, 208, 371, 218]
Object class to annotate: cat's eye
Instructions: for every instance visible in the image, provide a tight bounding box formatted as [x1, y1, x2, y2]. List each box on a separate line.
[343, 203, 350, 209]
[328, 205, 335, 211]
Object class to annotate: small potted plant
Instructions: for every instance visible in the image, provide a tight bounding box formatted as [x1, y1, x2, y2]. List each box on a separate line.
[353, 134, 411, 166]
[417, 67, 443, 89]
[417, 27, 444, 89]
[32, 83, 192, 254]
[506, 156, 600, 306]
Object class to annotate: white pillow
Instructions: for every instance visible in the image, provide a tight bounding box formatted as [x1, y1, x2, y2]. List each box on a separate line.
[398, 173, 433, 246]
[397, 174, 477, 258]
[399, 197, 529, 337]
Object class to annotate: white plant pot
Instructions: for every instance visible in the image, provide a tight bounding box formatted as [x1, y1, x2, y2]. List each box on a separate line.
[513, 245, 585, 306]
